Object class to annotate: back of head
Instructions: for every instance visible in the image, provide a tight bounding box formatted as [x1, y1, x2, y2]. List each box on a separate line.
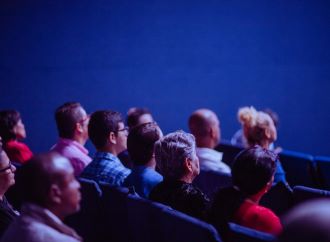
[232, 146, 277, 195]
[127, 122, 162, 166]
[154, 130, 196, 179]
[188, 108, 220, 147]
[279, 199, 330, 242]
[88, 110, 123, 149]
[17, 152, 69, 207]
[0, 110, 21, 142]
[55, 102, 85, 139]
[126, 107, 153, 130]
[238, 106, 276, 147]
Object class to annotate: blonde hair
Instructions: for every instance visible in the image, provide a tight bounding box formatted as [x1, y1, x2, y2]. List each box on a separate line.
[237, 106, 275, 146]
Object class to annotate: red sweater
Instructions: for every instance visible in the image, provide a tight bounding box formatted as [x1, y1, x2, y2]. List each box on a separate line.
[4, 140, 33, 164]
[233, 200, 282, 235]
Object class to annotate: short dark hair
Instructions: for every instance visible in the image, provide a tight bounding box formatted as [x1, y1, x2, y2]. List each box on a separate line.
[88, 110, 123, 149]
[17, 152, 67, 207]
[232, 146, 277, 195]
[126, 108, 151, 129]
[0, 110, 21, 142]
[55, 102, 85, 139]
[127, 122, 161, 165]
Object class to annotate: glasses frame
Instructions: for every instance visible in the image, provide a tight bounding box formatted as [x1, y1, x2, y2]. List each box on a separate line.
[0, 160, 12, 173]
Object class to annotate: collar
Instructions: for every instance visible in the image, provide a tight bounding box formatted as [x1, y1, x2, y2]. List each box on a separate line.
[57, 138, 89, 155]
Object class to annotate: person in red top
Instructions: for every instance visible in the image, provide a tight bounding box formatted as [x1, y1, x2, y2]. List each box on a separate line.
[0, 110, 33, 163]
[209, 146, 282, 240]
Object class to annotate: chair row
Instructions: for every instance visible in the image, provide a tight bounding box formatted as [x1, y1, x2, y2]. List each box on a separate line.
[66, 178, 282, 242]
[215, 141, 330, 189]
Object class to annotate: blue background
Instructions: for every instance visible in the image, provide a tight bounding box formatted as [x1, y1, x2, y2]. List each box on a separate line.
[1, 0, 329, 156]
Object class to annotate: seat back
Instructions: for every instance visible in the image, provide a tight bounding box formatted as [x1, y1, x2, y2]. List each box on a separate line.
[315, 156, 330, 190]
[98, 183, 131, 242]
[260, 182, 293, 216]
[292, 185, 330, 206]
[227, 223, 276, 242]
[279, 150, 316, 187]
[193, 170, 232, 200]
[65, 177, 103, 242]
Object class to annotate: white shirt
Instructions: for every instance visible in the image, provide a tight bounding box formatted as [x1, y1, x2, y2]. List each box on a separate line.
[196, 147, 231, 174]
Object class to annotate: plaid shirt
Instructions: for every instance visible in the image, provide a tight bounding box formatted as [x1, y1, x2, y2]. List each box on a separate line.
[80, 151, 131, 186]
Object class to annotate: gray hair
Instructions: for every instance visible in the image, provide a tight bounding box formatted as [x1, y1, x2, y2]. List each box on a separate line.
[154, 130, 196, 179]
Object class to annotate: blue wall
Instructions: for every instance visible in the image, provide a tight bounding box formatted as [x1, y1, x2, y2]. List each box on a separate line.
[1, 0, 329, 156]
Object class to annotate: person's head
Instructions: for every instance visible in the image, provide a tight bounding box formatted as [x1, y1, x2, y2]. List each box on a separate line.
[238, 106, 277, 148]
[0, 110, 26, 142]
[55, 102, 89, 144]
[188, 108, 221, 148]
[127, 122, 163, 167]
[154, 130, 199, 182]
[17, 152, 81, 220]
[88, 110, 127, 155]
[232, 146, 277, 196]
[279, 199, 330, 242]
[0, 137, 16, 195]
[126, 107, 154, 130]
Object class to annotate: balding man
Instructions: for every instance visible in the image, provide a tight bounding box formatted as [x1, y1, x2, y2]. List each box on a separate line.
[188, 109, 231, 175]
[1, 153, 82, 242]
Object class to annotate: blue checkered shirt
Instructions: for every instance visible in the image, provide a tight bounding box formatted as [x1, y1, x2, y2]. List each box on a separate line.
[80, 151, 131, 186]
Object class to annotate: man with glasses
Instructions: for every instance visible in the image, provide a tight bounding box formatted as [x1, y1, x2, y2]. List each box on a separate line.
[0, 137, 19, 238]
[51, 102, 92, 176]
[80, 110, 131, 186]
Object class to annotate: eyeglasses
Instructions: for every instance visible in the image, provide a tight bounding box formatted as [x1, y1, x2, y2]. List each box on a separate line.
[117, 126, 129, 133]
[0, 160, 12, 173]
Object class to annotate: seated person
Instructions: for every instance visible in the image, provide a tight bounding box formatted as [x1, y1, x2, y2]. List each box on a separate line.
[209, 146, 282, 238]
[234, 106, 287, 185]
[149, 130, 209, 220]
[124, 122, 163, 198]
[0, 137, 19, 238]
[1, 152, 82, 242]
[119, 107, 154, 169]
[51, 102, 92, 176]
[80, 110, 131, 186]
[189, 108, 231, 175]
[0, 110, 33, 163]
[279, 199, 330, 242]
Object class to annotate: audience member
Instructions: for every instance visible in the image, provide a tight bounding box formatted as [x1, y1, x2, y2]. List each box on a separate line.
[118, 107, 154, 169]
[278, 199, 330, 242]
[0, 110, 33, 164]
[1, 152, 82, 242]
[149, 130, 209, 220]
[124, 122, 163, 198]
[232, 106, 287, 185]
[126, 107, 154, 131]
[189, 108, 231, 175]
[209, 146, 282, 238]
[0, 137, 18, 238]
[80, 110, 131, 186]
[51, 102, 92, 176]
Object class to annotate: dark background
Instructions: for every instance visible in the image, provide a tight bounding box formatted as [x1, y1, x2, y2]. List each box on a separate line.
[1, 0, 329, 156]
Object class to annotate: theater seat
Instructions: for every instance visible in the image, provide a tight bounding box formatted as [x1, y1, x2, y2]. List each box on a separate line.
[292, 185, 330, 206]
[227, 223, 276, 242]
[315, 156, 330, 190]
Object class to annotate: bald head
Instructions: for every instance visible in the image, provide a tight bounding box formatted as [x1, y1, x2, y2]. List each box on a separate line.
[188, 109, 220, 148]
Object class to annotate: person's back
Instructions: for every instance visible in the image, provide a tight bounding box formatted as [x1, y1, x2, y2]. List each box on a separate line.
[188, 109, 231, 175]
[209, 146, 282, 238]
[149, 130, 210, 220]
[123, 122, 163, 198]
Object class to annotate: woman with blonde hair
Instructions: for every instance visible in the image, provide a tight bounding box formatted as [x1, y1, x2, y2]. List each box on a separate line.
[236, 106, 287, 185]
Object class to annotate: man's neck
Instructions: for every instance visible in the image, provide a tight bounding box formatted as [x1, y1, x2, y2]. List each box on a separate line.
[98, 146, 118, 156]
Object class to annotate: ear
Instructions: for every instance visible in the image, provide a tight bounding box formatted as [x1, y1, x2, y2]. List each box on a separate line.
[49, 184, 62, 205]
[76, 122, 84, 134]
[108, 132, 117, 144]
[264, 128, 271, 139]
[184, 157, 193, 173]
